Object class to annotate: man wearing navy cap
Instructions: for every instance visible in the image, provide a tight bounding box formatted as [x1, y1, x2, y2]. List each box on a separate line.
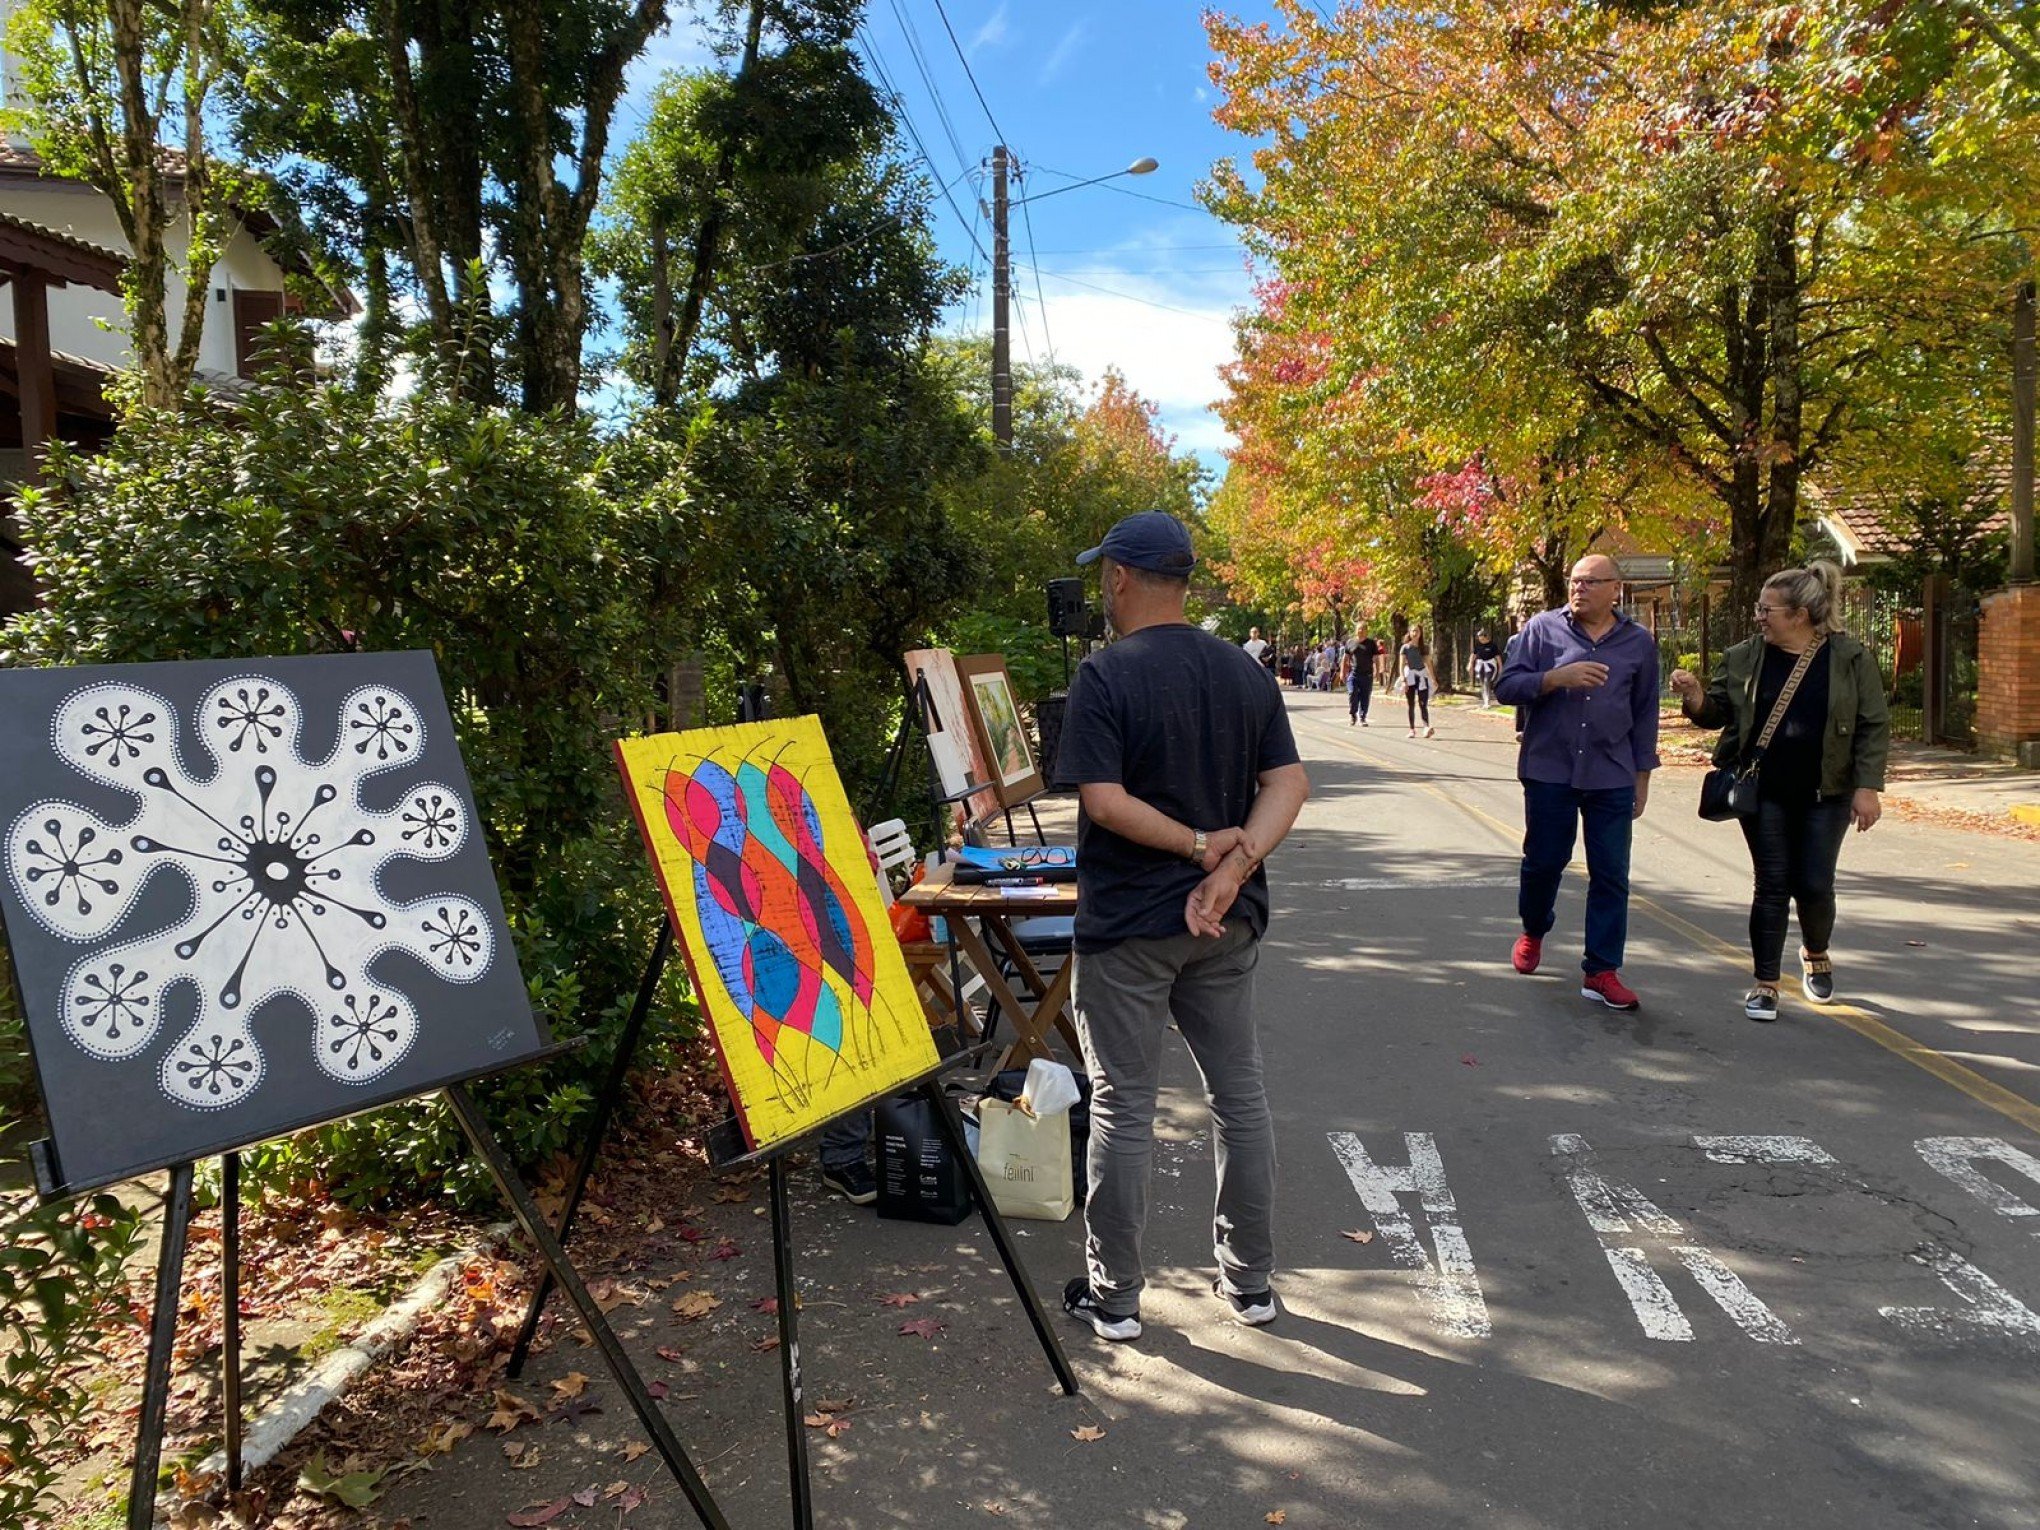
[1051, 510, 1310, 1341]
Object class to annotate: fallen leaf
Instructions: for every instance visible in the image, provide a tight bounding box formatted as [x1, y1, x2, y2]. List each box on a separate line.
[620, 1486, 648, 1513]
[712, 1182, 751, 1204]
[419, 1419, 474, 1455]
[751, 1296, 779, 1314]
[644, 1217, 665, 1235]
[825, 1418, 850, 1438]
[509, 1445, 541, 1470]
[672, 1291, 721, 1321]
[676, 1224, 707, 1243]
[572, 1485, 600, 1508]
[604, 1480, 631, 1497]
[621, 1442, 651, 1463]
[1460, 1053, 1480, 1067]
[297, 1451, 394, 1510]
[878, 1292, 922, 1308]
[506, 1499, 571, 1527]
[488, 1390, 543, 1433]
[1267, 1513, 1288, 1525]
[816, 1396, 854, 1412]
[898, 1317, 944, 1339]
[655, 1346, 685, 1362]
[648, 1381, 669, 1400]
[1340, 1229, 1375, 1245]
[1069, 1425, 1106, 1443]
[751, 1334, 781, 1352]
[709, 1238, 742, 1262]
[550, 1372, 591, 1400]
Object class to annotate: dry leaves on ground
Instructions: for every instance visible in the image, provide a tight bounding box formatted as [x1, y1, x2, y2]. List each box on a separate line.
[672, 1291, 721, 1321]
[1069, 1425, 1106, 1443]
[487, 1390, 543, 1433]
[878, 1291, 922, 1308]
[898, 1317, 944, 1339]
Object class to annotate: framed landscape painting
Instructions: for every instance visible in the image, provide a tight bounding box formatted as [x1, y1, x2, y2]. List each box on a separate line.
[902, 647, 1001, 832]
[955, 654, 1044, 809]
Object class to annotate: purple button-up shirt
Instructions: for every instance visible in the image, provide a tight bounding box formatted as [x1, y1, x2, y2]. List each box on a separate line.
[1496, 609, 1662, 790]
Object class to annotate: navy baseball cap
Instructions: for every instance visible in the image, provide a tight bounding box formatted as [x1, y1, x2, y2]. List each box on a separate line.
[1075, 511, 1198, 575]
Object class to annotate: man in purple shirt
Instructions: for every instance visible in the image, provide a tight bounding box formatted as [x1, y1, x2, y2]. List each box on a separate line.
[1494, 553, 1660, 1010]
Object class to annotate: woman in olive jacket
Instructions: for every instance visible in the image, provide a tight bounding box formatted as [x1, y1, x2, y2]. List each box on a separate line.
[1669, 562, 1890, 1022]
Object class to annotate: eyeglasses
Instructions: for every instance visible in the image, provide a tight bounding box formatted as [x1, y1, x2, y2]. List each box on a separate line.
[1752, 603, 1789, 617]
[1569, 577, 1617, 588]
[996, 847, 1075, 872]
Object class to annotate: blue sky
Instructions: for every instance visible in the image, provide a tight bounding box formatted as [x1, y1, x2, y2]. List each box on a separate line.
[617, 0, 1281, 473]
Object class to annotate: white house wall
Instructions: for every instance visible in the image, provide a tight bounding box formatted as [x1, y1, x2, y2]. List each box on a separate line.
[0, 178, 295, 380]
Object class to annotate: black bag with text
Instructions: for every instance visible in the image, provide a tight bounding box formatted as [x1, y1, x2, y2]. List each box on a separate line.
[1697, 639, 1823, 823]
[876, 1092, 972, 1225]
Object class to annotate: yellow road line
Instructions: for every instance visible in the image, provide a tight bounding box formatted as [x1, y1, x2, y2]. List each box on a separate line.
[1292, 711, 2040, 1138]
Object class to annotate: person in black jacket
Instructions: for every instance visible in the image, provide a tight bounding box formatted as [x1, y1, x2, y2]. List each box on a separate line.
[1670, 562, 1890, 1022]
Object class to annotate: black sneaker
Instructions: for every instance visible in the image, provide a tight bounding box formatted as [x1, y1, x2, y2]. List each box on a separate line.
[1800, 951, 1835, 1004]
[1062, 1278, 1141, 1341]
[1744, 987, 1779, 1023]
[820, 1162, 877, 1205]
[1212, 1278, 1278, 1327]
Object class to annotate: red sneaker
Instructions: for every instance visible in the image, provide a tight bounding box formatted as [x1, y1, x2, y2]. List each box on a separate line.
[1580, 971, 1640, 1011]
[1512, 934, 1541, 974]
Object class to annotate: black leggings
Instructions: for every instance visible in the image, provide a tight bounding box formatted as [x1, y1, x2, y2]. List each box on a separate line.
[1405, 685, 1430, 727]
[1738, 796, 1852, 982]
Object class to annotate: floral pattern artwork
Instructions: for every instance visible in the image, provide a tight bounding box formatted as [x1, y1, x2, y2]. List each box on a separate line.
[4, 677, 495, 1112]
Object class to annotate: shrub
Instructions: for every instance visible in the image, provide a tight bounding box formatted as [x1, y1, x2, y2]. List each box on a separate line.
[1, 382, 703, 1205]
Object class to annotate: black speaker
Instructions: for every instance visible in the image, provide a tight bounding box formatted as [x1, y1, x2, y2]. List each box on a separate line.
[1047, 577, 1090, 638]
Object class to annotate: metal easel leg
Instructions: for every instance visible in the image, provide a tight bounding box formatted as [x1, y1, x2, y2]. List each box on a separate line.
[768, 1159, 815, 1529]
[921, 1080, 1080, 1396]
[223, 1151, 243, 1493]
[128, 1161, 197, 1530]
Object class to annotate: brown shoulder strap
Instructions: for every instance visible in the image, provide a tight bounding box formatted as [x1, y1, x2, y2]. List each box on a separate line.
[1752, 637, 1824, 754]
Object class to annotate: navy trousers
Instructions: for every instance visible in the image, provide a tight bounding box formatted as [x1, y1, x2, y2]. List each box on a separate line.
[1519, 779, 1635, 976]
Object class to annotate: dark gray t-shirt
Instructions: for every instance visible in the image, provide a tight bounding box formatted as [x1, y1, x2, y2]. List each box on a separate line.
[1052, 624, 1301, 953]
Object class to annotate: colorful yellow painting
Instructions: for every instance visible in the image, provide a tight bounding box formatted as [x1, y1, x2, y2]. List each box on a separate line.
[615, 717, 939, 1152]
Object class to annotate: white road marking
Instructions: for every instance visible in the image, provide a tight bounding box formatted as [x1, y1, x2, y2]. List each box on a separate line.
[1552, 1134, 1798, 1345]
[1694, 1136, 1839, 1166]
[1312, 876, 1520, 891]
[1879, 1246, 2040, 1344]
[1916, 1137, 2040, 1232]
[1327, 1132, 1492, 1338]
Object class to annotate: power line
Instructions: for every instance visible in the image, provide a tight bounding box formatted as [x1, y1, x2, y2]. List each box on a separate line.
[884, 0, 972, 178]
[1035, 164, 1211, 215]
[856, 26, 990, 263]
[1017, 184, 1057, 366]
[930, 0, 1009, 146]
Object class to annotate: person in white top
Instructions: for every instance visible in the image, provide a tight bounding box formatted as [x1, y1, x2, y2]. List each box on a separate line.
[1242, 626, 1269, 663]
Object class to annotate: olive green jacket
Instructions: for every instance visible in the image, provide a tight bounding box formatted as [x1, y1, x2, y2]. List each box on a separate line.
[1685, 632, 1890, 795]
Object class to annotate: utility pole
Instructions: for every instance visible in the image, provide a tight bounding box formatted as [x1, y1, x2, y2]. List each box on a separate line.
[991, 144, 1012, 450]
[2014, 278, 2035, 584]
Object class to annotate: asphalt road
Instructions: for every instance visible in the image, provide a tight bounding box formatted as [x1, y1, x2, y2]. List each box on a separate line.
[384, 689, 2040, 1530]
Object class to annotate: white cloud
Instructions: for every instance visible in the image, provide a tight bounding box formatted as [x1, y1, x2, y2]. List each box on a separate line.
[1038, 21, 1087, 85]
[993, 251, 1251, 471]
[967, 2, 1011, 56]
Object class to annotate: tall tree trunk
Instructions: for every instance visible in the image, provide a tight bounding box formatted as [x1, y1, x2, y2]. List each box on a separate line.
[107, 0, 174, 407]
[663, 0, 766, 403]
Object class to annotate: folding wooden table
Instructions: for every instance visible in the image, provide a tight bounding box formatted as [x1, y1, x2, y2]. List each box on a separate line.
[900, 862, 1080, 1071]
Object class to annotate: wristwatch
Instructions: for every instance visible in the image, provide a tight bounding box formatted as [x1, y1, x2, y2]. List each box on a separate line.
[1189, 829, 1208, 863]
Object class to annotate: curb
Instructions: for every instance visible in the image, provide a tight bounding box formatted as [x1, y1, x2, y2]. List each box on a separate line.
[2013, 805, 2040, 829]
[185, 1221, 512, 1492]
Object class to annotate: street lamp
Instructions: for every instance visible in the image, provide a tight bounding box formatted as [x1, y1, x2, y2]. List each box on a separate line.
[989, 149, 1158, 449]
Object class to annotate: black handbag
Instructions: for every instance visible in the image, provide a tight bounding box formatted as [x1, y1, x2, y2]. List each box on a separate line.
[1698, 639, 1822, 822]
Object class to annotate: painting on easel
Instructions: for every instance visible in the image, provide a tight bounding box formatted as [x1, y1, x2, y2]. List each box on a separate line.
[614, 717, 939, 1152]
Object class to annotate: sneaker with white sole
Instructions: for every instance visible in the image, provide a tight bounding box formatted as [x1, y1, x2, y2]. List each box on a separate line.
[1744, 986, 1779, 1022]
[1800, 951, 1835, 1004]
[1212, 1278, 1278, 1327]
[1423, 724, 1435, 738]
[1063, 1278, 1141, 1341]
[820, 1162, 877, 1205]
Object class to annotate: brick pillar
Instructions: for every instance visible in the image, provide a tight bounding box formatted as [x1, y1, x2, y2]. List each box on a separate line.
[1977, 585, 2040, 767]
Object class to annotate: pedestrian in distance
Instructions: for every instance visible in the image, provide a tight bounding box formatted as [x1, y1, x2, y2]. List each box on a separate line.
[1470, 627, 1502, 709]
[1053, 510, 1311, 1342]
[1495, 554, 1660, 1011]
[1242, 625, 1269, 666]
[1669, 561, 1889, 1022]
[1345, 624, 1382, 726]
[1400, 624, 1437, 738]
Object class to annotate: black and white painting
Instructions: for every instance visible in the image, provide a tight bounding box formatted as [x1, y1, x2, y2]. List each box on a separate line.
[0, 651, 547, 1194]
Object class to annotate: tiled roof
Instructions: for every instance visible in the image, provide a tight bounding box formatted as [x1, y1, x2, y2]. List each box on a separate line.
[1809, 450, 2012, 561]
[0, 209, 126, 277]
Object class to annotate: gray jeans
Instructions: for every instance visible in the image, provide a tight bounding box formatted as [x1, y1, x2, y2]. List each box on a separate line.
[1072, 924, 1275, 1317]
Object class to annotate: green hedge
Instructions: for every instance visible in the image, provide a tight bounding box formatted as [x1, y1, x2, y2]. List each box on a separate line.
[1, 382, 702, 1206]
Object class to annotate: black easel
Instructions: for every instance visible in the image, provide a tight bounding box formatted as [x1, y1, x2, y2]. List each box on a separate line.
[506, 925, 1080, 1529]
[67, 1058, 730, 1530]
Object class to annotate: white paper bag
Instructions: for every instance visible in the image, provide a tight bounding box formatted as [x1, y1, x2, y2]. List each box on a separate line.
[975, 1097, 1074, 1221]
[1019, 1057, 1080, 1118]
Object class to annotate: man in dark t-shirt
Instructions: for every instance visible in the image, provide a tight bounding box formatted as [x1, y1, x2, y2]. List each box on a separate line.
[1343, 627, 1382, 725]
[1050, 511, 1310, 1342]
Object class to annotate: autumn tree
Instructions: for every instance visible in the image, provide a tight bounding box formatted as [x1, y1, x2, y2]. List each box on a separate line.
[1204, 1, 2039, 620]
